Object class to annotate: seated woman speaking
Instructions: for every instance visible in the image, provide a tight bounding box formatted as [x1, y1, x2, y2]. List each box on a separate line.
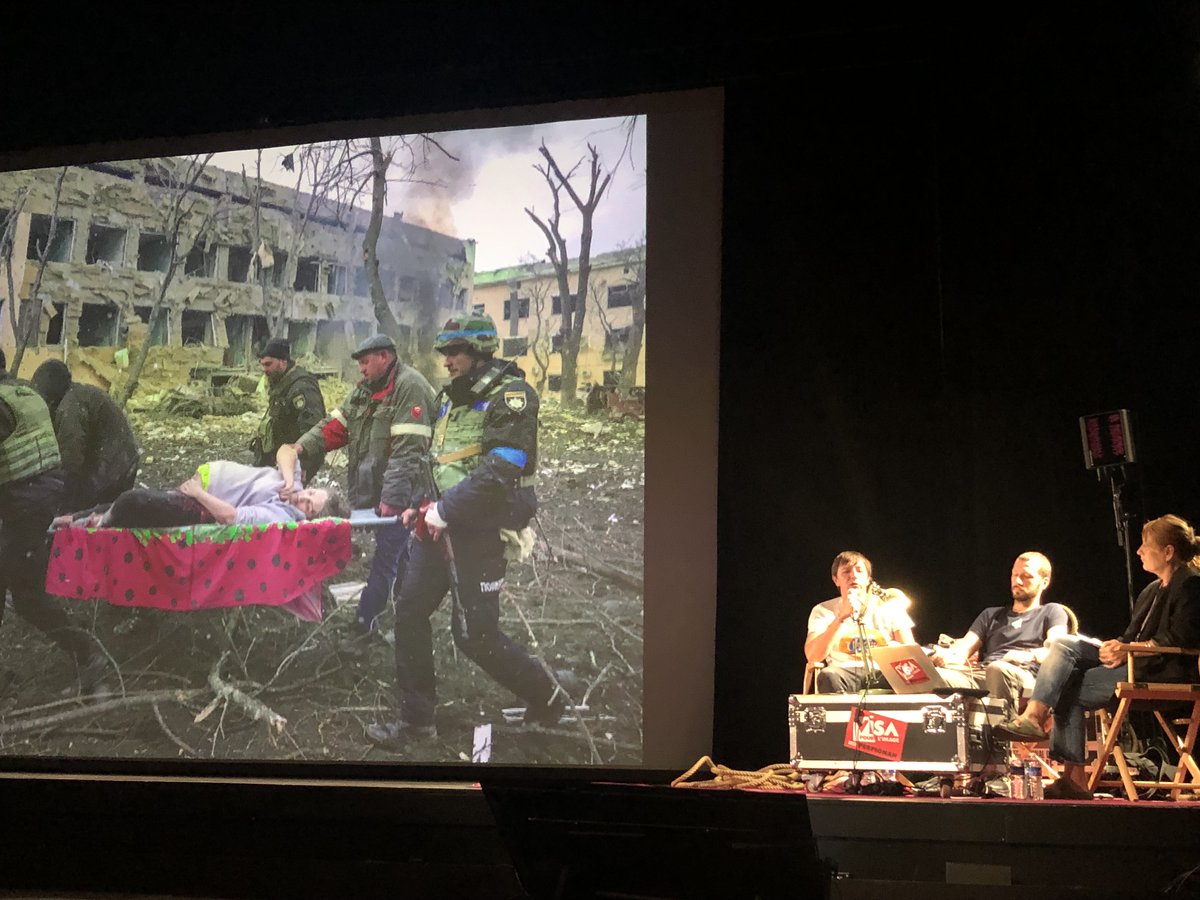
[996, 514, 1200, 800]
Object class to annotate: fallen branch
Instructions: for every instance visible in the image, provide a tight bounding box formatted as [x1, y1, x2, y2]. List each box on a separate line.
[152, 701, 199, 757]
[553, 546, 643, 592]
[206, 652, 287, 734]
[0, 689, 203, 736]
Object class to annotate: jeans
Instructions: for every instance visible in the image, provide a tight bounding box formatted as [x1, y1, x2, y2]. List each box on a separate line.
[355, 521, 411, 631]
[1032, 636, 1123, 764]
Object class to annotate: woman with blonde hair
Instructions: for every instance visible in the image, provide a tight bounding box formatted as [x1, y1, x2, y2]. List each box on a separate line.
[997, 514, 1200, 799]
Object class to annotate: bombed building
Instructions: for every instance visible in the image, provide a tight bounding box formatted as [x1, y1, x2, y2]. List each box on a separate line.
[0, 157, 474, 386]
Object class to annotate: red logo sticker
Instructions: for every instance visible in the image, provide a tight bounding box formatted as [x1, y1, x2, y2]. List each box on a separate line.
[889, 656, 932, 686]
[843, 708, 907, 761]
[411, 406, 423, 418]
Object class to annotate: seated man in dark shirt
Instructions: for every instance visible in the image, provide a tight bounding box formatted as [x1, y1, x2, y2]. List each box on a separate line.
[931, 551, 1071, 714]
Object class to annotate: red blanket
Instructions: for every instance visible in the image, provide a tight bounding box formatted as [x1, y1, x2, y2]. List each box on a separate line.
[45, 519, 352, 623]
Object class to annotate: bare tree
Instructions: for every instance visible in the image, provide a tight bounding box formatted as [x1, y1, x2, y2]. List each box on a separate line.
[362, 134, 458, 368]
[524, 142, 612, 408]
[118, 154, 217, 408]
[265, 142, 369, 338]
[364, 137, 404, 347]
[0, 187, 30, 356]
[516, 258, 555, 395]
[9, 170, 68, 375]
[615, 238, 646, 393]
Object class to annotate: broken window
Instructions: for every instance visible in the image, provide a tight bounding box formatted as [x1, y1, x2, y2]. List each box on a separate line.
[503, 298, 530, 319]
[86, 224, 126, 267]
[184, 243, 218, 278]
[607, 283, 633, 308]
[604, 325, 632, 352]
[45, 303, 66, 344]
[78, 303, 120, 347]
[271, 249, 289, 287]
[294, 256, 320, 292]
[551, 294, 575, 315]
[133, 305, 168, 345]
[224, 314, 267, 365]
[456, 289, 467, 310]
[548, 374, 563, 392]
[181, 309, 214, 346]
[326, 264, 347, 295]
[502, 336, 528, 357]
[472, 303, 486, 315]
[397, 275, 417, 302]
[26, 215, 75, 263]
[227, 246, 253, 282]
[137, 234, 171, 273]
[551, 333, 564, 353]
[378, 267, 397, 300]
[352, 267, 369, 297]
[316, 320, 350, 358]
[287, 321, 317, 358]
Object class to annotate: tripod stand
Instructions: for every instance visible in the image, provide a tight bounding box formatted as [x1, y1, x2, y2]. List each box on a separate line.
[1099, 464, 1137, 614]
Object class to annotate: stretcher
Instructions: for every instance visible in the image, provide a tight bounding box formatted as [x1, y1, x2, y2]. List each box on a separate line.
[43, 512, 396, 623]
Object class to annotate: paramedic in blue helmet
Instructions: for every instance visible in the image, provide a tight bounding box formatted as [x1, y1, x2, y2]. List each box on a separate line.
[367, 313, 570, 749]
[292, 333, 436, 653]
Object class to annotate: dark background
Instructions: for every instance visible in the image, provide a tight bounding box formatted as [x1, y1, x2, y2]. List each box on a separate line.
[2, 6, 1199, 772]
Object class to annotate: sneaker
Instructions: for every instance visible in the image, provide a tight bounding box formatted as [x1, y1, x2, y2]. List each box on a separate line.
[365, 720, 437, 750]
[993, 715, 1049, 742]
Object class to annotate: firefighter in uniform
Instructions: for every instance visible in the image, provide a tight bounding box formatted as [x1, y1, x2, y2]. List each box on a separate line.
[367, 314, 568, 748]
[250, 338, 326, 481]
[0, 353, 104, 692]
[293, 334, 435, 648]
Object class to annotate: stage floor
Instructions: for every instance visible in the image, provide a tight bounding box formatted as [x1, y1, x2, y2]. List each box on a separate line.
[2, 773, 1199, 898]
[805, 790, 1200, 897]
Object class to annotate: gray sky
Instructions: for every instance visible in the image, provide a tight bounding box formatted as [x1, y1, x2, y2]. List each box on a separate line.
[208, 115, 645, 273]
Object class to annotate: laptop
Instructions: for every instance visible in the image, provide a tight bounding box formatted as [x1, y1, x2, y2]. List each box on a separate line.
[870, 643, 951, 694]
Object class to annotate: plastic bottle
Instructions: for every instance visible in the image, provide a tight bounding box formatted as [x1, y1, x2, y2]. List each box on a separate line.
[1025, 759, 1043, 800]
[1009, 758, 1027, 799]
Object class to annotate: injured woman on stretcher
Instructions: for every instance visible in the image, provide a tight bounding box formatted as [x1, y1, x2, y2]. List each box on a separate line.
[50, 456, 351, 530]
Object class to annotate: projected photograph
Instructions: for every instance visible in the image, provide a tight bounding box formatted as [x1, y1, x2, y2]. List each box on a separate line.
[0, 115, 646, 766]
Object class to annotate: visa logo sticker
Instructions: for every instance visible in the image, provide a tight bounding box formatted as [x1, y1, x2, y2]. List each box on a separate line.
[890, 657, 932, 686]
[844, 708, 907, 760]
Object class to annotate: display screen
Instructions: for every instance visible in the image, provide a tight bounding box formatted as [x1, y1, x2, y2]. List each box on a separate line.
[0, 90, 721, 773]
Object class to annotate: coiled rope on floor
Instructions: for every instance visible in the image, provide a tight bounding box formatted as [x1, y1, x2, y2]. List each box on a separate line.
[670, 755, 808, 791]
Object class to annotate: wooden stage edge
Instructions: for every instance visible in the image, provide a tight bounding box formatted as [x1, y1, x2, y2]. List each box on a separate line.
[1, 774, 1198, 897]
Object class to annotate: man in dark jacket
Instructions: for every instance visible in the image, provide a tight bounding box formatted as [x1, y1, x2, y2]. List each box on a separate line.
[295, 334, 435, 650]
[366, 314, 571, 750]
[0, 351, 105, 693]
[251, 338, 326, 481]
[30, 360, 140, 512]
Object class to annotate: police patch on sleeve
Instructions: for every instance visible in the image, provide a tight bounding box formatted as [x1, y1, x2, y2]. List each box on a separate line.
[504, 390, 527, 412]
[292, 395, 306, 410]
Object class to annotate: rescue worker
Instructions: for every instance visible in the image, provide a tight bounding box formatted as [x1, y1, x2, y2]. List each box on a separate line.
[293, 334, 435, 650]
[0, 350, 104, 693]
[30, 359, 140, 512]
[250, 338, 326, 481]
[367, 314, 569, 749]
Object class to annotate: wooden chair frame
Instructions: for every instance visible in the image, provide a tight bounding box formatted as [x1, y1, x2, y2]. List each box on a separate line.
[1088, 643, 1200, 801]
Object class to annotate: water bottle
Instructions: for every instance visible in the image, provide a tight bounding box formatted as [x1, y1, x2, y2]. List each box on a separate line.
[1025, 759, 1043, 800]
[1009, 758, 1027, 799]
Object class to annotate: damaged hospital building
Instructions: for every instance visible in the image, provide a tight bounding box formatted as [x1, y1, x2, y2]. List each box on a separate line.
[0, 158, 475, 388]
[0, 158, 646, 398]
